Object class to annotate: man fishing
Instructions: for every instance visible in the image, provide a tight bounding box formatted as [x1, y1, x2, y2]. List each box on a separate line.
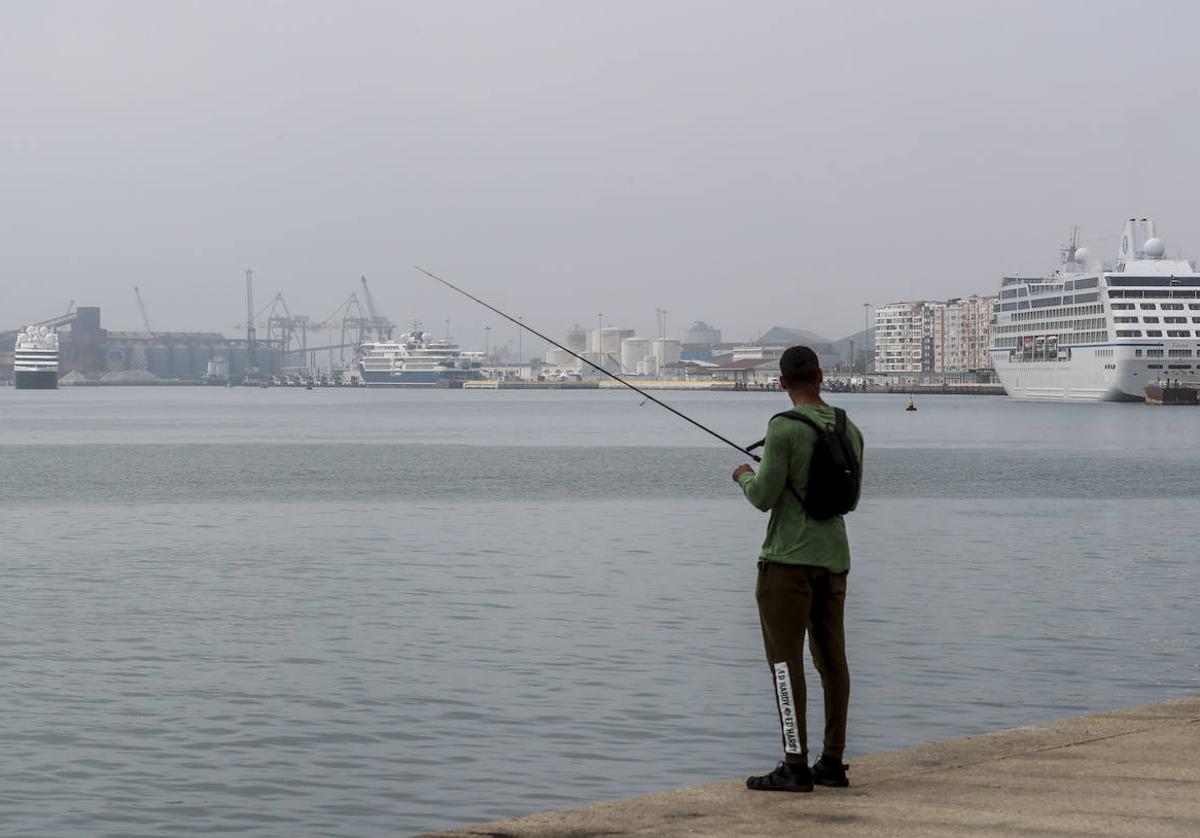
[417, 269, 865, 789]
[732, 345, 864, 792]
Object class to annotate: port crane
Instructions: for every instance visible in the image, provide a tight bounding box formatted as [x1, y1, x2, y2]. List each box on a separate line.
[312, 292, 371, 368]
[263, 292, 311, 371]
[28, 301, 76, 331]
[134, 286, 155, 335]
[245, 269, 257, 378]
[359, 276, 393, 341]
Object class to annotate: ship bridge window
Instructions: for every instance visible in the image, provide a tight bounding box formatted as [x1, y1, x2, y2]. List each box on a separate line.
[1140, 303, 1157, 309]
[1111, 303, 1135, 310]
[1114, 316, 1138, 323]
[1110, 277, 1200, 287]
[1116, 330, 1143, 337]
[1031, 297, 1063, 308]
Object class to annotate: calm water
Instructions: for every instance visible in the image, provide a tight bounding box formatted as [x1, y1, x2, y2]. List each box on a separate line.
[1, 387, 1198, 837]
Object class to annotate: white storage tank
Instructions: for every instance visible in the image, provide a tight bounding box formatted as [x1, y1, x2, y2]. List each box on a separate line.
[565, 324, 588, 353]
[637, 356, 658, 377]
[593, 327, 633, 355]
[620, 338, 652, 374]
[652, 338, 682, 367]
[545, 347, 577, 367]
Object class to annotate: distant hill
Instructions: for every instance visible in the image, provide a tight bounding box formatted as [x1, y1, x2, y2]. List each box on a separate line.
[753, 325, 876, 364]
[821, 328, 875, 363]
[758, 326, 831, 346]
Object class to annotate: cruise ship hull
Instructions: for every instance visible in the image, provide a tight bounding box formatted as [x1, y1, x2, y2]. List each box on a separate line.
[359, 369, 482, 387]
[991, 347, 1163, 402]
[990, 219, 1200, 403]
[14, 369, 59, 390]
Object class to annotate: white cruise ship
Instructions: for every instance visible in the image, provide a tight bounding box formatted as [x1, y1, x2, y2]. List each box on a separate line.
[357, 324, 484, 387]
[991, 218, 1200, 401]
[14, 326, 60, 390]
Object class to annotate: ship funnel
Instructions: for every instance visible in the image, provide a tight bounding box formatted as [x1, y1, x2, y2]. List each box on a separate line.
[1120, 218, 1137, 262]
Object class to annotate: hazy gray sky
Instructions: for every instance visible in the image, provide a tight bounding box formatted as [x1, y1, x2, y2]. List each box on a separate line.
[4, 0, 1200, 349]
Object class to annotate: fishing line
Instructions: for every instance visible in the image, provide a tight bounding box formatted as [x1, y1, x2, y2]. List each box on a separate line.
[414, 266, 761, 462]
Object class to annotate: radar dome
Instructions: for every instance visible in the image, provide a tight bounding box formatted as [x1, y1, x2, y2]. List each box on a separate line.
[1073, 247, 1090, 264]
[1144, 237, 1166, 258]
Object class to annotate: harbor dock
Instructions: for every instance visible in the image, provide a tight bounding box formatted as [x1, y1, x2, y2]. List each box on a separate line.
[422, 696, 1200, 838]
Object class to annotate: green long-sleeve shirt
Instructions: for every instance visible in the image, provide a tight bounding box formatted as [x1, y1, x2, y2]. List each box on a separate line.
[737, 404, 864, 571]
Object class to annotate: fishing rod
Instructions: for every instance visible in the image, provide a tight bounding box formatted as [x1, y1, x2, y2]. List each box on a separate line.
[414, 266, 761, 462]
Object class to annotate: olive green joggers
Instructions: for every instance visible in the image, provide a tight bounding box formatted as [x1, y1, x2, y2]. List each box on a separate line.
[755, 561, 850, 763]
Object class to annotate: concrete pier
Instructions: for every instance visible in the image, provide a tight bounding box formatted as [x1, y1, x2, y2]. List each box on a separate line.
[422, 696, 1200, 837]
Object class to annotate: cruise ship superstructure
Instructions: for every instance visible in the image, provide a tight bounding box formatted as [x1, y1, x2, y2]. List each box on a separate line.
[991, 218, 1200, 401]
[357, 324, 484, 387]
[13, 326, 60, 390]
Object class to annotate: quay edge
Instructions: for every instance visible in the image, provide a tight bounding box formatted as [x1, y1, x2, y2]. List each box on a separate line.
[420, 695, 1200, 838]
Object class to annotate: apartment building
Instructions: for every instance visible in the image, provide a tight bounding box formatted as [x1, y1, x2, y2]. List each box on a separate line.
[874, 302, 935, 373]
[876, 295, 996, 374]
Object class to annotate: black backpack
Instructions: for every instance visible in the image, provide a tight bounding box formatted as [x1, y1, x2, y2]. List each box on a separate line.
[747, 407, 861, 520]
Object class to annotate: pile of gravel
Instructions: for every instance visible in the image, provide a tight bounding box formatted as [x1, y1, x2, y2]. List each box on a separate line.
[98, 369, 161, 383]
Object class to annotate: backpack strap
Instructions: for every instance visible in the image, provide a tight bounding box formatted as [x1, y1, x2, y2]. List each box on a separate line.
[745, 409, 834, 509]
[746, 410, 825, 453]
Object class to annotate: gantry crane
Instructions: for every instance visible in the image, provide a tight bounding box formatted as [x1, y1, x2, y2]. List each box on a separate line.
[359, 276, 393, 340]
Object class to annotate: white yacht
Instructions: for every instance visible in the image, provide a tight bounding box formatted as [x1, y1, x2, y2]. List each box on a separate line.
[991, 218, 1200, 401]
[14, 326, 60, 390]
[357, 324, 483, 387]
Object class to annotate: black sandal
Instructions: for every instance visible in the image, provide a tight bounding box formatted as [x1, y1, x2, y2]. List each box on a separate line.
[746, 761, 814, 792]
